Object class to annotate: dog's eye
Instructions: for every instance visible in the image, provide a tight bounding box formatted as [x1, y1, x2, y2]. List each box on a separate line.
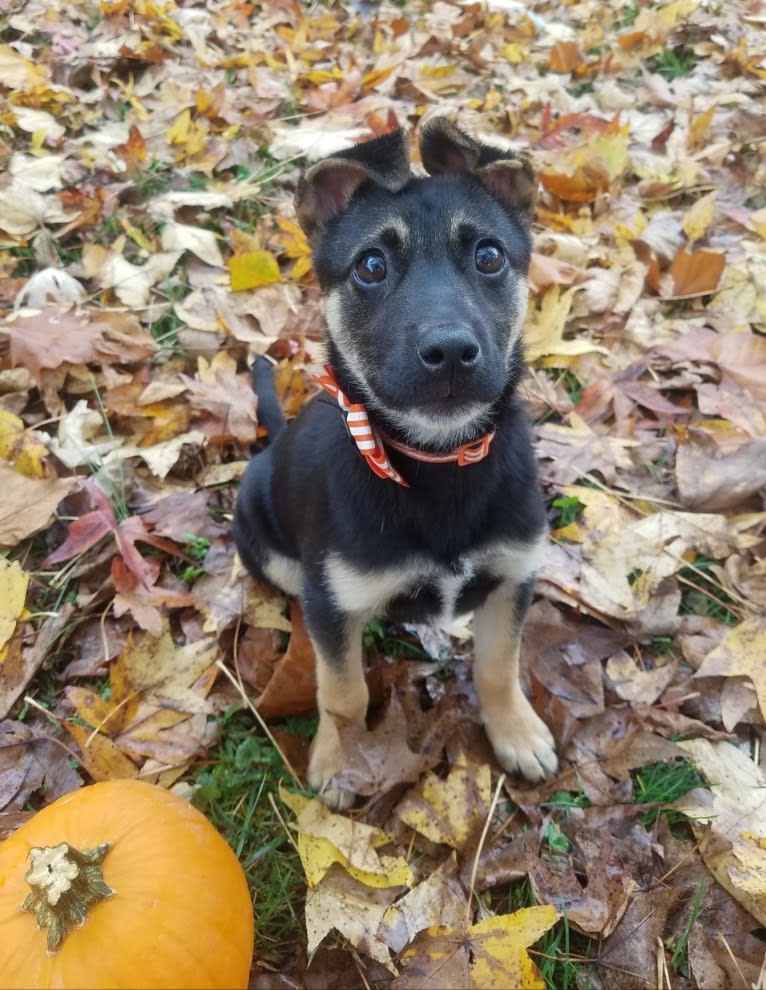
[354, 251, 387, 286]
[475, 241, 506, 275]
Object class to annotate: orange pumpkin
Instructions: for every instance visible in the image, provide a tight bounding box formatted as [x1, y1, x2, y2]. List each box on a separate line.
[0, 779, 255, 989]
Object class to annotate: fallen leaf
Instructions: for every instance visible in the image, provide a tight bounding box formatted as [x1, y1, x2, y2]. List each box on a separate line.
[0, 463, 76, 546]
[331, 693, 440, 798]
[64, 721, 138, 782]
[669, 247, 725, 296]
[283, 787, 414, 890]
[694, 617, 766, 720]
[379, 854, 467, 953]
[160, 220, 224, 268]
[305, 864, 398, 972]
[678, 738, 766, 927]
[675, 437, 766, 511]
[396, 906, 559, 990]
[14, 268, 85, 309]
[0, 559, 28, 662]
[605, 651, 677, 705]
[395, 757, 491, 850]
[681, 190, 717, 244]
[228, 251, 281, 291]
[6, 307, 156, 382]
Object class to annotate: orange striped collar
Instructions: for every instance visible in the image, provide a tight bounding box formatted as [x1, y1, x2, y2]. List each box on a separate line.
[314, 367, 495, 487]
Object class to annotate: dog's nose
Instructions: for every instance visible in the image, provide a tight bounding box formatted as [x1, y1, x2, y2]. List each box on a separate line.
[417, 328, 481, 374]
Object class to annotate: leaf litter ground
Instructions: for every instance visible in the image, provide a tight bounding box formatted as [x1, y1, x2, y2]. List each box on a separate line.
[1, 0, 766, 987]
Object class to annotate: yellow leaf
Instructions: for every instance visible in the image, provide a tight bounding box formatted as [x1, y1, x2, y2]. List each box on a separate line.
[504, 43, 525, 63]
[167, 108, 191, 146]
[228, 251, 281, 291]
[0, 559, 29, 662]
[695, 616, 766, 720]
[285, 792, 414, 889]
[64, 722, 138, 782]
[396, 757, 491, 849]
[0, 409, 48, 478]
[420, 63, 457, 78]
[290, 255, 313, 281]
[301, 67, 345, 85]
[399, 906, 560, 989]
[678, 738, 766, 927]
[682, 190, 717, 244]
[470, 908, 560, 989]
[282, 787, 413, 889]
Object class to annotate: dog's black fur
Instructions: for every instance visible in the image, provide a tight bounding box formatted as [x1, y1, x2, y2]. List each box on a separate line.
[234, 118, 557, 808]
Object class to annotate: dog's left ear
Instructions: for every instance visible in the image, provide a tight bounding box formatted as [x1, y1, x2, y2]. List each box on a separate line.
[296, 129, 411, 239]
[419, 116, 537, 225]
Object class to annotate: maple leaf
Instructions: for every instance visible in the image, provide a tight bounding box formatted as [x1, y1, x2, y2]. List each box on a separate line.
[179, 351, 258, 443]
[43, 480, 185, 588]
[396, 907, 559, 990]
[281, 786, 413, 890]
[395, 757, 491, 850]
[6, 307, 156, 382]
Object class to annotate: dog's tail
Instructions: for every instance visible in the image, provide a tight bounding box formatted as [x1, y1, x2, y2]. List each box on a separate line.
[253, 356, 287, 441]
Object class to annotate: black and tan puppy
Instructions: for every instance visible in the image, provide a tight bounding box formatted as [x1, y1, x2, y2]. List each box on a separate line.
[234, 117, 557, 808]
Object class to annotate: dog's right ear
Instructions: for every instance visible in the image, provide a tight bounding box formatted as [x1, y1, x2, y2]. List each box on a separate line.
[295, 129, 411, 239]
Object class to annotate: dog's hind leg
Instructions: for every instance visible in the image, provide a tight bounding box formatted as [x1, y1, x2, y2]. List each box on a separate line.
[302, 584, 368, 809]
[473, 577, 558, 782]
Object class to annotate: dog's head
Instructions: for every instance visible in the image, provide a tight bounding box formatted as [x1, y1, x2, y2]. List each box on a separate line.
[296, 117, 537, 449]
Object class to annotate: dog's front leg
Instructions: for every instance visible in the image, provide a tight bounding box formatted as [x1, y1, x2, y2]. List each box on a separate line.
[302, 583, 368, 810]
[473, 579, 558, 782]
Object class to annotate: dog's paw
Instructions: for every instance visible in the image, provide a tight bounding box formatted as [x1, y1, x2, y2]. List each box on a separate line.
[485, 699, 558, 783]
[307, 724, 356, 810]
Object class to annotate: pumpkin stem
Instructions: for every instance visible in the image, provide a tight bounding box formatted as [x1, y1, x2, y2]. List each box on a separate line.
[22, 842, 114, 951]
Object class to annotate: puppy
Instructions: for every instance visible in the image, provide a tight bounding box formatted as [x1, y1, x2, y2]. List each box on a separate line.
[234, 117, 557, 808]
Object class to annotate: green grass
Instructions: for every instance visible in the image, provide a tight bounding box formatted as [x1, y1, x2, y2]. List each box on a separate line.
[175, 534, 211, 585]
[648, 44, 698, 81]
[191, 707, 312, 955]
[633, 759, 707, 828]
[679, 556, 740, 626]
[363, 618, 430, 659]
[503, 878, 590, 989]
[669, 880, 706, 977]
[545, 368, 585, 406]
[533, 910, 591, 990]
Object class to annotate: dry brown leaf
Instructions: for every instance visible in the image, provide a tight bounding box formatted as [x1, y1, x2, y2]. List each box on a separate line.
[331, 694, 439, 798]
[669, 247, 726, 296]
[305, 865, 398, 972]
[0, 463, 76, 547]
[6, 307, 156, 381]
[675, 437, 766, 511]
[379, 854, 466, 953]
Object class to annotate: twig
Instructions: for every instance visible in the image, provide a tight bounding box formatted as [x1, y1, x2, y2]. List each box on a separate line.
[267, 791, 301, 855]
[465, 772, 505, 928]
[718, 932, 748, 988]
[656, 935, 670, 989]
